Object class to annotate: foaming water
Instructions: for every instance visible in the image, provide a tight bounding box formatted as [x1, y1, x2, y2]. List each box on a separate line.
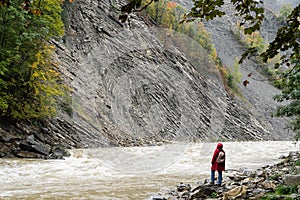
[0, 141, 298, 199]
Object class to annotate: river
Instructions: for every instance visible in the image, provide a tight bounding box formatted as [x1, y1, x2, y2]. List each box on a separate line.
[0, 141, 298, 199]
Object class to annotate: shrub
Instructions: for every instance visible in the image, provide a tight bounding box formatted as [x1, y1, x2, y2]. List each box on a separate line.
[275, 184, 297, 195]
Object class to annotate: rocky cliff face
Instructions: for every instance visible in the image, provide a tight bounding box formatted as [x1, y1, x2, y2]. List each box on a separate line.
[59, 0, 277, 141]
[204, 4, 292, 140]
[0, 0, 292, 158]
[175, 0, 293, 139]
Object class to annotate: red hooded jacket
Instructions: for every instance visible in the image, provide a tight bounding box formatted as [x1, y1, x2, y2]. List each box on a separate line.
[211, 143, 225, 171]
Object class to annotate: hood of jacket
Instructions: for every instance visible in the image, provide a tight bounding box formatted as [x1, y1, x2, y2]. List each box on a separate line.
[217, 143, 223, 149]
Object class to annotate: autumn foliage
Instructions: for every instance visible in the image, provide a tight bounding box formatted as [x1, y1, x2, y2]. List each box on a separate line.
[0, 0, 65, 119]
[166, 1, 176, 9]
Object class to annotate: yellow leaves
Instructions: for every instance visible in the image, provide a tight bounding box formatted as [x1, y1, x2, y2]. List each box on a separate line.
[47, 69, 60, 77]
[242, 30, 265, 53]
[31, 9, 42, 15]
[27, 43, 65, 111]
[69, 0, 75, 2]
[210, 48, 218, 62]
[0, 0, 67, 120]
[32, 71, 39, 78]
[48, 45, 55, 50]
[30, 47, 57, 82]
[31, 60, 39, 70]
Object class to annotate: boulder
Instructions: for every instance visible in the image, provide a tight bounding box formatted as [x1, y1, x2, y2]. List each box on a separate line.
[49, 146, 70, 159]
[177, 182, 191, 192]
[256, 170, 267, 177]
[222, 185, 247, 200]
[283, 175, 300, 186]
[16, 151, 40, 158]
[190, 184, 220, 199]
[261, 180, 276, 191]
[19, 141, 51, 156]
[149, 152, 300, 200]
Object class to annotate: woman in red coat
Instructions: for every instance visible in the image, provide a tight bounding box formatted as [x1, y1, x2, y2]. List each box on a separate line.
[210, 142, 225, 186]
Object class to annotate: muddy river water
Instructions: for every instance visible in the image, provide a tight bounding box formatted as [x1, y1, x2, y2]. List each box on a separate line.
[0, 141, 298, 199]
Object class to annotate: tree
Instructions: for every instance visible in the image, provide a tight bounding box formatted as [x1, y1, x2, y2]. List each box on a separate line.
[259, 4, 300, 139]
[273, 58, 300, 139]
[227, 58, 242, 93]
[0, 0, 65, 120]
[120, 0, 300, 138]
[145, 0, 216, 64]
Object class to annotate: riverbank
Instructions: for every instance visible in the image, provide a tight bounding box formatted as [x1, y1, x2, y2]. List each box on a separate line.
[0, 141, 298, 199]
[0, 119, 83, 159]
[149, 150, 300, 200]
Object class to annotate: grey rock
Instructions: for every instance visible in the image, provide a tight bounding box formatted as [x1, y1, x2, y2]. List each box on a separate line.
[173, 0, 293, 140]
[53, 0, 277, 148]
[0, 128, 18, 142]
[177, 182, 192, 192]
[49, 146, 70, 159]
[0, 151, 5, 157]
[19, 141, 51, 156]
[282, 167, 290, 173]
[283, 175, 300, 186]
[261, 180, 276, 190]
[149, 194, 167, 200]
[256, 170, 267, 177]
[151, 152, 300, 200]
[16, 151, 40, 159]
[0, 0, 295, 158]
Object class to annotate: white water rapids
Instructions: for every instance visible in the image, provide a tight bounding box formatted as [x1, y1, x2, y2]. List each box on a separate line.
[0, 141, 298, 199]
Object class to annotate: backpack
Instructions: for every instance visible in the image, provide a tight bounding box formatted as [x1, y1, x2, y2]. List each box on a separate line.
[217, 151, 225, 163]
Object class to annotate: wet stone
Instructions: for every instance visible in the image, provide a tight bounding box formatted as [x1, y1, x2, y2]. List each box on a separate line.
[256, 170, 266, 177]
[261, 180, 276, 190]
[49, 146, 70, 159]
[149, 151, 300, 200]
[282, 167, 290, 172]
[19, 142, 51, 156]
[177, 182, 191, 192]
[149, 194, 167, 200]
[16, 151, 40, 158]
[0, 129, 18, 142]
[0, 151, 5, 158]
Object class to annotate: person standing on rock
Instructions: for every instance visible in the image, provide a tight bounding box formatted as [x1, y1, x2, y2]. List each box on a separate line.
[210, 142, 225, 186]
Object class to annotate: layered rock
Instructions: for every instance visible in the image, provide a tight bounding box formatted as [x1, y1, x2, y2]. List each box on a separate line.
[0, 0, 291, 158]
[56, 0, 273, 143]
[175, 0, 293, 140]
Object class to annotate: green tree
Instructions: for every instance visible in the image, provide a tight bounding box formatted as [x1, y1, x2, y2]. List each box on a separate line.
[226, 58, 242, 94]
[273, 59, 300, 139]
[244, 31, 265, 53]
[0, 0, 65, 120]
[146, 0, 215, 56]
